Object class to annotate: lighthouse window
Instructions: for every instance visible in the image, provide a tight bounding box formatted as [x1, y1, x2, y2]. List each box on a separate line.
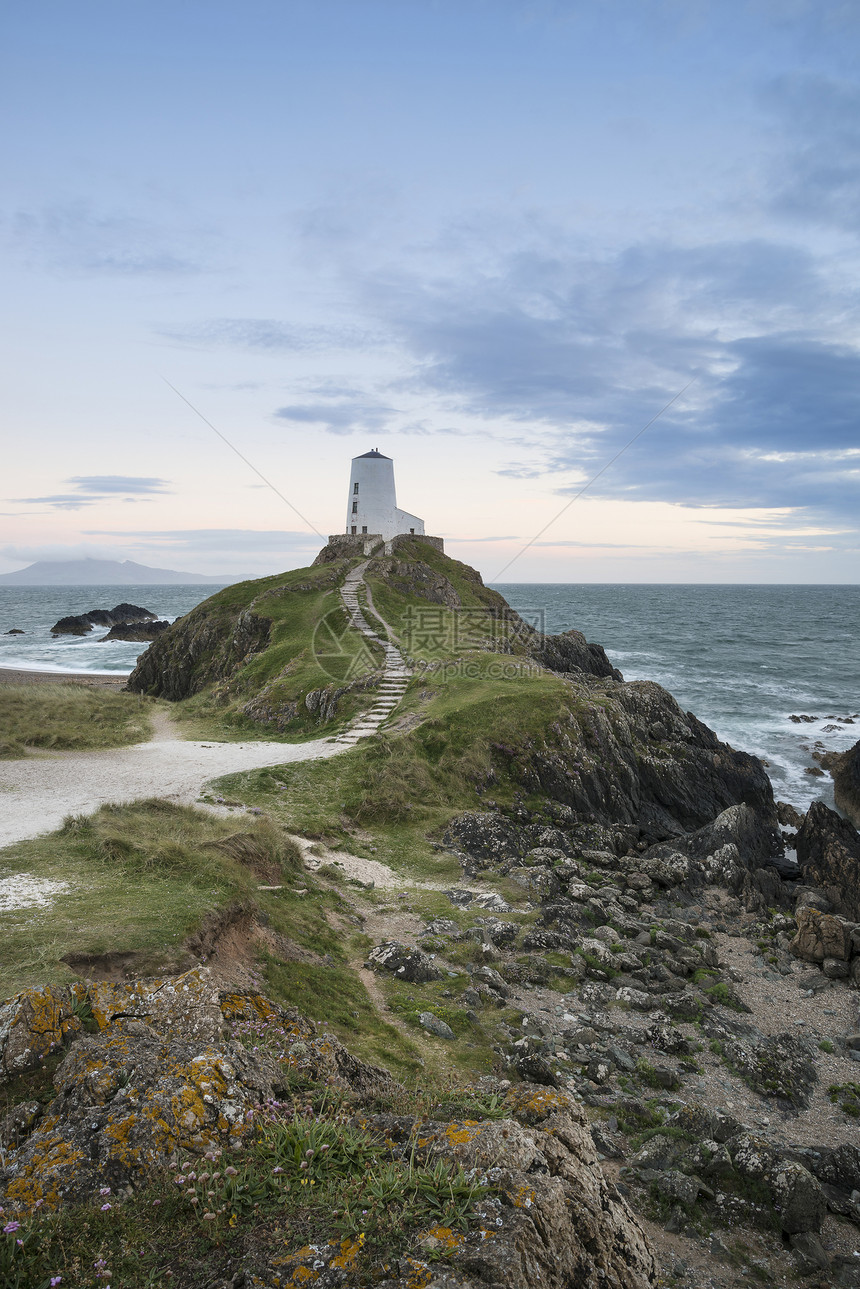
[351, 501, 358, 513]
[353, 482, 359, 494]
[362, 526, 367, 533]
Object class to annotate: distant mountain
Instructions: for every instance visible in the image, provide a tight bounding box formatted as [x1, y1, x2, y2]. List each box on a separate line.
[0, 559, 243, 586]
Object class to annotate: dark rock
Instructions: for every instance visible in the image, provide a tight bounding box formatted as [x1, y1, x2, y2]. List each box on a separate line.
[655, 1170, 700, 1207]
[101, 619, 171, 642]
[527, 628, 623, 681]
[789, 1232, 831, 1274]
[508, 865, 560, 899]
[472, 965, 510, 997]
[443, 813, 530, 866]
[668, 1105, 742, 1144]
[831, 739, 860, 829]
[703, 1013, 817, 1109]
[728, 1134, 826, 1234]
[4, 628, 24, 635]
[642, 804, 784, 899]
[128, 602, 274, 699]
[523, 682, 780, 844]
[419, 1012, 455, 1040]
[367, 942, 442, 983]
[796, 801, 860, 920]
[51, 603, 156, 635]
[808, 1142, 860, 1195]
[0, 1100, 42, 1149]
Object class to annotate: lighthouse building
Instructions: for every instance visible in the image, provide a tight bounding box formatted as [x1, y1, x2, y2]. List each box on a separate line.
[345, 449, 425, 541]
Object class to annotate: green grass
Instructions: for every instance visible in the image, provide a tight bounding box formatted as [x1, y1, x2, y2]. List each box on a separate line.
[214, 657, 575, 845]
[0, 684, 153, 759]
[0, 800, 299, 996]
[263, 957, 422, 1078]
[134, 559, 388, 741]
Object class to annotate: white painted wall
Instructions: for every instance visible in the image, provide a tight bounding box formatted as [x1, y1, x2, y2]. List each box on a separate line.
[345, 452, 425, 540]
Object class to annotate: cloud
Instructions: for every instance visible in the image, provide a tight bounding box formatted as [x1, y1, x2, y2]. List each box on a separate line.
[67, 476, 171, 495]
[11, 476, 172, 511]
[8, 203, 204, 275]
[273, 398, 398, 436]
[351, 230, 860, 527]
[765, 74, 860, 231]
[158, 318, 377, 352]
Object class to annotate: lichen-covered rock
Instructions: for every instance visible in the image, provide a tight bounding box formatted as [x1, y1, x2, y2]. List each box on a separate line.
[0, 1020, 282, 1212]
[367, 941, 443, 983]
[419, 1012, 455, 1039]
[88, 967, 226, 1040]
[702, 1014, 817, 1110]
[0, 984, 82, 1080]
[790, 907, 853, 963]
[421, 1091, 657, 1289]
[728, 1134, 827, 1234]
[0, 976, 396, 1216]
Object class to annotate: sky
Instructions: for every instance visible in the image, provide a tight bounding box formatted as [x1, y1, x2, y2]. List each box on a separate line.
[1, 0, 859, 582]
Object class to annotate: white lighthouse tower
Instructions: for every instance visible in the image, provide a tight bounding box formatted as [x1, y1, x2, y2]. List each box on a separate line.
[345, 449, 425, 541]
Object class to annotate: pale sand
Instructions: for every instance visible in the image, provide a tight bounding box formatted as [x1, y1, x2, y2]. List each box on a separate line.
[0, 723, 343, 849]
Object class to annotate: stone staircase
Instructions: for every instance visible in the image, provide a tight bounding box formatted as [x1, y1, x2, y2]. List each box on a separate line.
[330, 562, 410, 748]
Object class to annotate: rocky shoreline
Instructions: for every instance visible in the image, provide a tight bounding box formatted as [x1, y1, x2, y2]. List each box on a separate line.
[1, 545, 859, 1287]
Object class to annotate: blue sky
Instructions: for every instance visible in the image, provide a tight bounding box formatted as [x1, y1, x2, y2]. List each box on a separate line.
[2, 0, 858, 580]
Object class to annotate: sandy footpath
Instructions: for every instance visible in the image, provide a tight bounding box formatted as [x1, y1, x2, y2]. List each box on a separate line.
[0, 716, 342, 848]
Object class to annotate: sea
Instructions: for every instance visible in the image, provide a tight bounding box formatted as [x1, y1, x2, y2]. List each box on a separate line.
[0, 586, 230, 676]
[1, 581, 857, 815]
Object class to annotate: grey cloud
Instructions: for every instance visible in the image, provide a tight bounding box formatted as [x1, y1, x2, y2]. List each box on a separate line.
[11, 476, 171, 511]
[159, 318, 378, 352]
[354, 232, 860, 526]
[273, 399, 398, 436]
[765, 74, 860, 230]
[67, 476, 171, 495]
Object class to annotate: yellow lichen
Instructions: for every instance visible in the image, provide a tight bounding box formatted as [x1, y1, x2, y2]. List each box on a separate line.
[443, 1120, 480, 1145]
[418, 1224, 464, 1253]
[511, 1183, 536, 1209]
[330, 1236, 364, 1269]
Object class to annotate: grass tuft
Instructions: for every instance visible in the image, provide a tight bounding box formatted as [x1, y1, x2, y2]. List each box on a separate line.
[0, 683, 151, 759]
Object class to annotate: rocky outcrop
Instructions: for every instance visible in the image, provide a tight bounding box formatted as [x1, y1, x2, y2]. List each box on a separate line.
[101, 619, 171, 641]
[832, 739, 860, 828]
[527, 627, 623, 681]
[445, 678, 780, 859]
[790, 906, 853, 962]
[127, 606, 273, 699]
[0, 970, 395, 1213]
[796, 801, 860, 920]
[51, 603, 156, 635]
[510, 678, 779, 845]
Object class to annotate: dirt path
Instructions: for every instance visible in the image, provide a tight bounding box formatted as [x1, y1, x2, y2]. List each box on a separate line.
[0, 729, 344, 849]
[0, 562, 416, 850]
